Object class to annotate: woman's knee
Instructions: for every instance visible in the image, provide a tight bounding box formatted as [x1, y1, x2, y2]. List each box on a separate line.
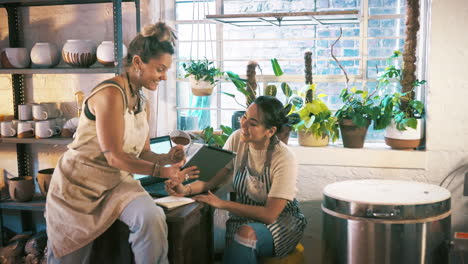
[121, 195, 166, 232]
[234, 225, 258, 249]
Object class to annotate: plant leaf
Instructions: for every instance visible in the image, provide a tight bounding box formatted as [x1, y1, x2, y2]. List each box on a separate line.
[271, 58, 284, 76]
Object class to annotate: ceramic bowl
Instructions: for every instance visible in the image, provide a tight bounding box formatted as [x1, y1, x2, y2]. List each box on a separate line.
[31, 42, 60, 68]
[8, 176, 34, 202]
[62, 39, 96, 68]
[1, 47, 30, 69]
[97, 41, 128, 67]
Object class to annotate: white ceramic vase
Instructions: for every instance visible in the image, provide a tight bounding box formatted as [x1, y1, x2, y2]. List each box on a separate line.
[62, 39, 97, 68]
[298, 131, 329, 147]
[0, 47, 30, 69]
[30, 42, 60, 68]
[96, 41, 128, 67]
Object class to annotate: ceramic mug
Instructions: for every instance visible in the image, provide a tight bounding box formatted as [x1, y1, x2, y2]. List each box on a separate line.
[46, 119, 62, 135]
[37, 168, 54, 196]
[169, 130, 193, 154]
[8, 176, 34, 202]
[18, 104, 33, 121]
[1, 121, 17, 137]
[32, 104, 48, 121]
[17, 121, 35, 138]
[41, 102, 62, 119]
[35, 121, 54, 139]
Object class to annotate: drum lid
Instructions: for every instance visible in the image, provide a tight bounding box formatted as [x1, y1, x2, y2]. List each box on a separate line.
[323, 179, 451, 220]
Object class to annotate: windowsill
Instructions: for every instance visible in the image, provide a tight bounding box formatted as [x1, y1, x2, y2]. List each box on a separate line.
[288, 140, 427, 169]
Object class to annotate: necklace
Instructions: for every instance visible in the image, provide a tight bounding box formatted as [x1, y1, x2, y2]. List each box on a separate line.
[125, 72, 141, 112]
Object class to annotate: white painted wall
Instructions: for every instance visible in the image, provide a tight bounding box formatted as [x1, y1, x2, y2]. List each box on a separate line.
[0, 0, 467, 263]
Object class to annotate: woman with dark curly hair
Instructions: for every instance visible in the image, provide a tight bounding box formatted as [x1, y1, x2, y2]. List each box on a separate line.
[167, 96, 307, 263]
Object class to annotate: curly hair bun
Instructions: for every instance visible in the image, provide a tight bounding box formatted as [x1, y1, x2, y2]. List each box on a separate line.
[141, 22, 177, 45]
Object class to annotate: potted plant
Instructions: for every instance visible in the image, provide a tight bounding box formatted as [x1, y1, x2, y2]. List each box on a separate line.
[224, 60, 300, 144]
[198, 125, 234, 148]
[287, 52, 338, 147]
[374, 51, 426, 150]
[331, 29, 381, 148]
[182, 58, 223, 96]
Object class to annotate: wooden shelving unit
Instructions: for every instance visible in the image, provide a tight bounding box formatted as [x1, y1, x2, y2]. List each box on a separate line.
[0, 137, 73, 145]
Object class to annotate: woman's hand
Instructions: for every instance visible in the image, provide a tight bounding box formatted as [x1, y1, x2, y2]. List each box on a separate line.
[160, 162, 199, 184]
[194, 191, 226, 209]
[167, 145, 185, 164]
[165, 180, 187, 197]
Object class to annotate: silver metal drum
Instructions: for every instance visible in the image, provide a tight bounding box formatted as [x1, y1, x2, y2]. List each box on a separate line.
[322, 180, 451, 264]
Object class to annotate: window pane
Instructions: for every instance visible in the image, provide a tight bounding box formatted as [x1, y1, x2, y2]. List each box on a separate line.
[368, 0, 406, 15]
[368, 19, 405, 37]
[175, 1, 216, 21]
[177, 24, 217, 42]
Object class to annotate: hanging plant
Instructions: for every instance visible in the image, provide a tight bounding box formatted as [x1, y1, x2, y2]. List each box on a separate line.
[183, 58, 223, 96]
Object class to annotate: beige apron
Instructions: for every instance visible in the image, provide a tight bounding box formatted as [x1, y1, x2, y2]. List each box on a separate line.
[45, 78, 150, 258]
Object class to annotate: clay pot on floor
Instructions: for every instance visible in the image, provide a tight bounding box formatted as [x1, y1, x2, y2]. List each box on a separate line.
[8, 176, 34, 202]
[37, 168, 54, 196]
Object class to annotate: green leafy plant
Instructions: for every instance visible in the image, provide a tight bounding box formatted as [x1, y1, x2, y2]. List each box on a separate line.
[199, 125, 233, 148]
[182, 58, 223, 85]
[374, 50, 426, 130]
[335, 87, 381, 128]
[293, 84, 339, 141]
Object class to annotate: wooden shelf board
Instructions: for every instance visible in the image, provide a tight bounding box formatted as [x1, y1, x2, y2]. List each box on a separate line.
[0, 196, 45, 211]
[0, 67, 117, 75]
[0, 0, 135, 7]
[0, 137, 73, 145]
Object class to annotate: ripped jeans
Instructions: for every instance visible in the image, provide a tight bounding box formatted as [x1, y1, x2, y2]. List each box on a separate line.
[223, 222, 274, 264]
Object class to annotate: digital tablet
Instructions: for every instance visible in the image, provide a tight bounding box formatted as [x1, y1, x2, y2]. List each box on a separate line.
[181, 145, 236, 182]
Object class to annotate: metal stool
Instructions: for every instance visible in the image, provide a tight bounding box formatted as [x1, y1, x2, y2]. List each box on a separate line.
[262, 243, 305, 264]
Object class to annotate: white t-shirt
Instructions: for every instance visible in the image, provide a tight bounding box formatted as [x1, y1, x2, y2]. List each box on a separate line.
[223, 130, 298, 201]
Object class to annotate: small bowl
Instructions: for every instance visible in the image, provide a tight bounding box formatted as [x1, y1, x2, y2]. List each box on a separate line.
[8, 176, 34, 202]
[1, 48, 30, 69]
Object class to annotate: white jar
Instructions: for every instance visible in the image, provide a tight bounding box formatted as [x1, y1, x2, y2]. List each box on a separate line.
[62, 39, 96, 68]
[96, 41, 128, 67]
[31, 42, 59, 68]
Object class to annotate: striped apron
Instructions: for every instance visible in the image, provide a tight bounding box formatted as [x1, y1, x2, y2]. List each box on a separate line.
[225, 142, 307, 257]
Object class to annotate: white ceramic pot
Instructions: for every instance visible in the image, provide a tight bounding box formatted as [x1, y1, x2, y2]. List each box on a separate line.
[62, 39, 97, 68]
[189, 75, 215, 96]
[0, 47, 30, 69]
[30, 42, 60, 68]
[96, 41, 128, 67]
[384, 119, 424, 150]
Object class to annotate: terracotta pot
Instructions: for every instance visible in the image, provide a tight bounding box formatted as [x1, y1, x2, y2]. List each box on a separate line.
[8, 176, 34, 202]
[384, 119, 424, 150]
[189, 75, 215, 96]
[37, 168, 54, 196]
[96, 41, 128, 67]
[1, 48, 30, 69]
[339, 119, 369, 148]
[62, 39, 97, 68]
[298, 131, 329, 147]
[30, 43, 60, 68]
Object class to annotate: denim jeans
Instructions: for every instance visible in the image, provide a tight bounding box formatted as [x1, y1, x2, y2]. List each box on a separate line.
[47, 195, 168, 264]
[222, 222, 274, 264]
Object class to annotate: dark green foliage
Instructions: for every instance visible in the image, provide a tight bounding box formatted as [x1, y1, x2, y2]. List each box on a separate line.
[183, 58, 223, 85]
